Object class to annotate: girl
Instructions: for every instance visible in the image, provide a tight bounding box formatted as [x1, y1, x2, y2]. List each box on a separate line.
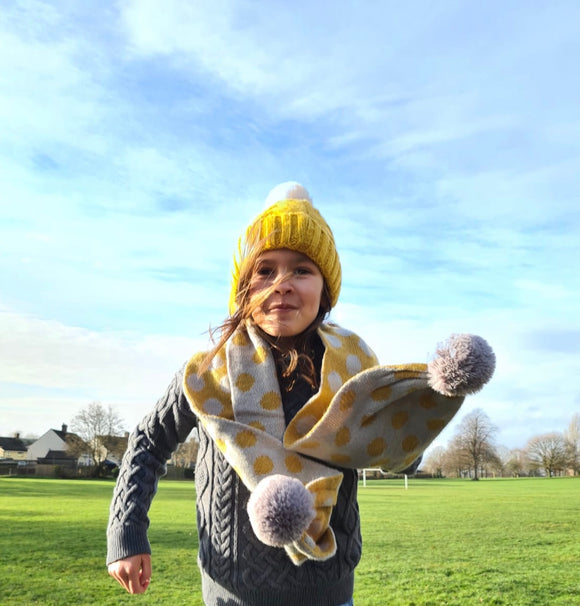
[107, 182, 494, 605]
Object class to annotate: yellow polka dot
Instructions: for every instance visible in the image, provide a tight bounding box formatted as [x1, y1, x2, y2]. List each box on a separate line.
[420, 392, 437, 409]
[216, 438, 227, 453]
[249, 421, 266, 431]
[335, 427, 351, 447]
[233, 332, 248, 347]
[391, 410, 409, 429]
[260, 391, 281, 410]
[426, 418, 446, 431]
[254, 455, 274, 475]
[361, 413, 377, 427]
[252, 346, 268, 364]
[330, 453, 351, 465]
[339, 389, 356, 411]
[371, 385, 392, 401]
[235, 430, 257, 448]
[402, 435, 419, 452]
[373, 457, 390, 467]
[367, 437, 386, 457]
[299, 440, 320, 450]
[402, 453, 418, 466]
[285, 454, 303, 473]
[236, 373, 255, 392]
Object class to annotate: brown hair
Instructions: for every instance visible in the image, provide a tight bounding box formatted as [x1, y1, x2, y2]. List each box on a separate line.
[199, 244, 331, 387]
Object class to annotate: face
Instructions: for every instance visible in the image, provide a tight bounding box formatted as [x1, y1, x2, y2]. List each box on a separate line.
[249, 249, 324, 338]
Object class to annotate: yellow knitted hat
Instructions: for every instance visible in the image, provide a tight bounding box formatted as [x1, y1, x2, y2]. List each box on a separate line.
[229, 182, 341, 313]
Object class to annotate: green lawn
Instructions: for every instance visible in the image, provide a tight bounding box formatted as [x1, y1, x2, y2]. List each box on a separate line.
[0, 477, 578, 605]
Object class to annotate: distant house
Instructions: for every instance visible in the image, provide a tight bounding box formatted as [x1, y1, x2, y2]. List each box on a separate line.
[96, 433, 129, 467]
[0, 434, 28, 460]
[26, 424, 89, 466]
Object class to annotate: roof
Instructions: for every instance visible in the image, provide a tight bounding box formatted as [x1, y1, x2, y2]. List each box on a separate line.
[50, 429, 84, 446]
[0, 437, 27, 452]
[37, 450, 77, 463]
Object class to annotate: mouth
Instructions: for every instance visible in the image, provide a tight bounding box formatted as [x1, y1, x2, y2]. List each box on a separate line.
[268, 303, 298, 312]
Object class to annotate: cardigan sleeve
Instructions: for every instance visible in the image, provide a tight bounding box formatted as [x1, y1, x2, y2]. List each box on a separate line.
[106, 366, 197, 565]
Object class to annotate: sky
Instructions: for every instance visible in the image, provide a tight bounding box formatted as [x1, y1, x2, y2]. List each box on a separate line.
[1, 0, 578, 455]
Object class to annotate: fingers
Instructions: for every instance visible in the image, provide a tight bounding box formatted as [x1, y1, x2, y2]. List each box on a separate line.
[108, 554, 152, 594]
[139, 554, 152, 591]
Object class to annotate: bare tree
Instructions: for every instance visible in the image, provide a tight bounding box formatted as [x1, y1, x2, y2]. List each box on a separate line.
[564, 413, 580, 475]
[526, 432, 567, 477]
[443, 436, 472, 478]
[452, 408, 498, 480]
[71, 402, 125, 476]
[422, 446, 447, 477]
[99, 433, 129, 465]
[504, 448, 528, 477]
[172, 433, 199, 468]
[484, 448, 504, 478]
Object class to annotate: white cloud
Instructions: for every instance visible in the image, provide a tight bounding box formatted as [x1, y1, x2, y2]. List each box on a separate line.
[333, 300, 580, 450]
[1, 1, 579, 455]
[0, 308, 209, 436]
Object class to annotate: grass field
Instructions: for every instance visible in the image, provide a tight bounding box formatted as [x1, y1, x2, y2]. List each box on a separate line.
[0, 476, 578, 605]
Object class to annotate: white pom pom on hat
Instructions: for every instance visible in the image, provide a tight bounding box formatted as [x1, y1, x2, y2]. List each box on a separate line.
[229, 182, 342, 312]
[264, 181, 312, 207]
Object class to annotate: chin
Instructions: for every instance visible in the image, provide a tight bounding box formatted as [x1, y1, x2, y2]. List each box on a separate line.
[267, 329, 297, 338]
[262, 324, 303, 338]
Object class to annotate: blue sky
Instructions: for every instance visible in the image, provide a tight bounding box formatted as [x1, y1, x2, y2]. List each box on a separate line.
[1, 0, 578, 453]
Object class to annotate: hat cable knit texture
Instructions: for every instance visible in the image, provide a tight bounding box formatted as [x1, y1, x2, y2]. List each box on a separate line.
[230, 182, 341, 313]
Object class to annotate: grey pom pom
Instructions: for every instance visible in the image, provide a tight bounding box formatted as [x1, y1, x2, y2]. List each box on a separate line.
[428, 334, 496, 397]
[247, 475, 315, 547]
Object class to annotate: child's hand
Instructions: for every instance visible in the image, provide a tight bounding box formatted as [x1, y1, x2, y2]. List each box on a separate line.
[108, 554, 151, 594]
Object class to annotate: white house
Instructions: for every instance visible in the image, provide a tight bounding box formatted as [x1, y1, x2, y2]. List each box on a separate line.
[26, 424, 89, 464]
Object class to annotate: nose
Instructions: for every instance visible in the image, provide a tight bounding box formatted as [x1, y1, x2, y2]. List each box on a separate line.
[274, 273, 293, 293]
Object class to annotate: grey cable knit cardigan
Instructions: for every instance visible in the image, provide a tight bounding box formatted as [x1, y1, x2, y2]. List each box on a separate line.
[107, 367, 362, 606]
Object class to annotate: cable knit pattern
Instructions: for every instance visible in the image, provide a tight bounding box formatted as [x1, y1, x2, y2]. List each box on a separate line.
[106, 369, 197, 564]
[107, 327, 477, 604]
[195, 426, 359, 606]
[107, 368, 357, 605]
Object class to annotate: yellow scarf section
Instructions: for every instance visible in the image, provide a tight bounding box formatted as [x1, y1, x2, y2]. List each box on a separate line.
[183, 323, 464, 564]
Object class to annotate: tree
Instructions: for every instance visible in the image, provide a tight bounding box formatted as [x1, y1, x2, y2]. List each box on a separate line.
[451, 408, 498, 480]
[172, 433, 199, 468]
[564, 413, 580, 475]
[526, 432, 568, 477]
[70, 402, 125, 476]
[422, 446, 447, 477]
[504, 448, 528, 477]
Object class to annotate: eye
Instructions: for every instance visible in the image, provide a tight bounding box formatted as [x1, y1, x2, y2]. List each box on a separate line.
[295, 265, 313, 275]
[255, 266, 274, 277]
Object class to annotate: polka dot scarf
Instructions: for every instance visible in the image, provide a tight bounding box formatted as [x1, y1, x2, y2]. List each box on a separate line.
[183, 322, 464, 564]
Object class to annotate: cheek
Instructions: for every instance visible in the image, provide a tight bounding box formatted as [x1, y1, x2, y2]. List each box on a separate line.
[307, 280, 324, 310]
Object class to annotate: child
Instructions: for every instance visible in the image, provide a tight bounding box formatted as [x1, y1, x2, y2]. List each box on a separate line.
[107, 182, 495, 605]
